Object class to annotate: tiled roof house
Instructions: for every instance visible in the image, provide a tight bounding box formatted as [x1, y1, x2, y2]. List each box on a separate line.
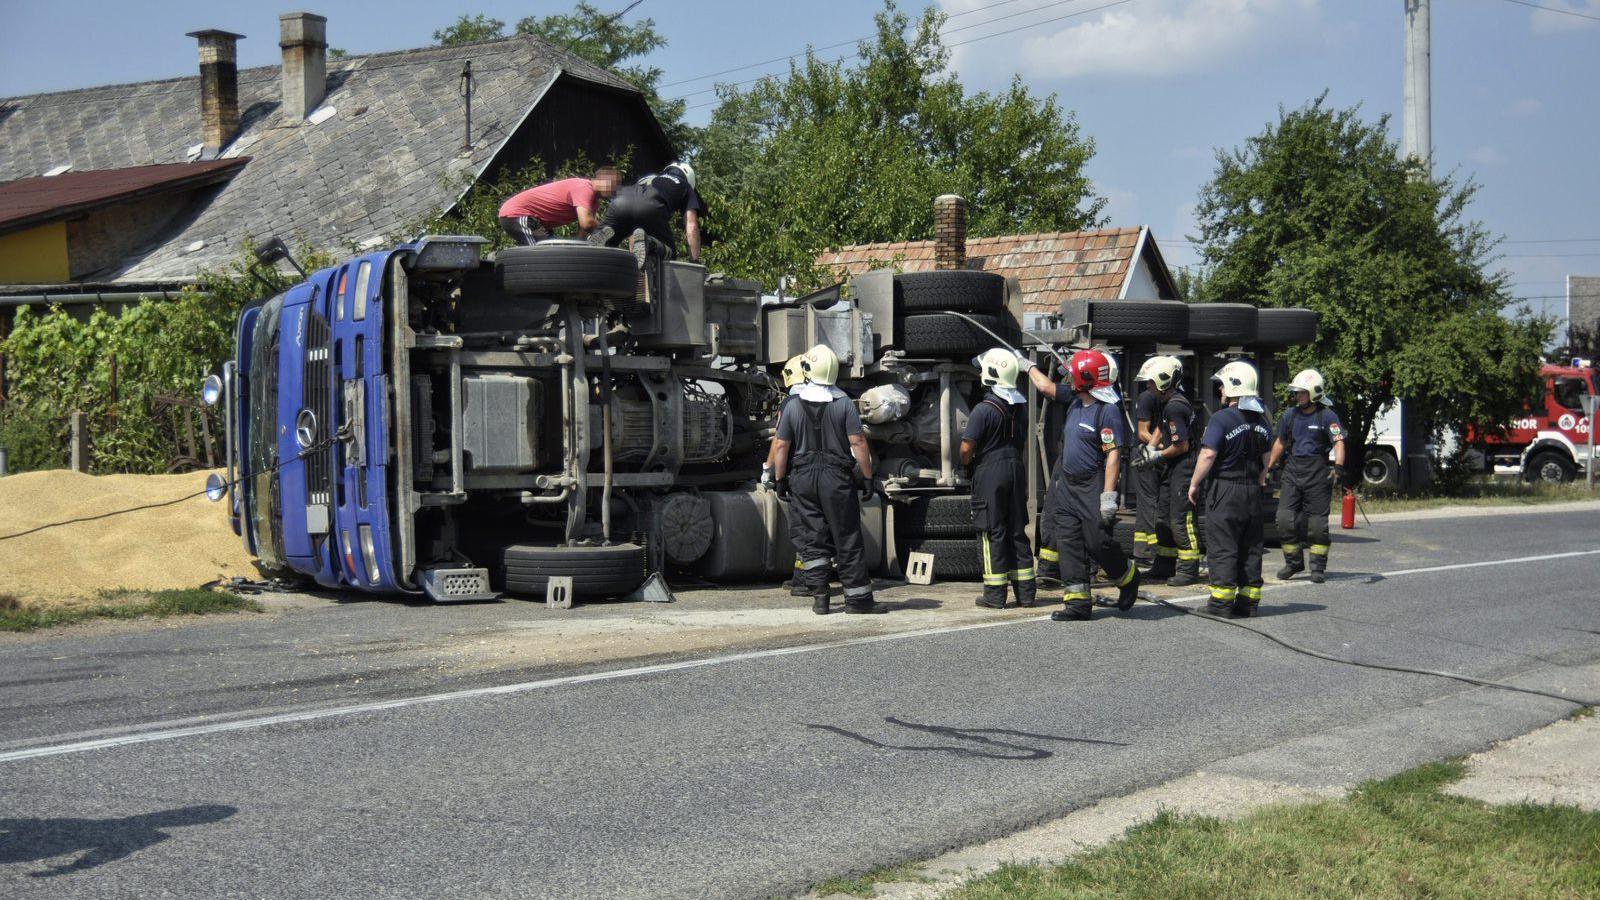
[0, 11, 673, 297]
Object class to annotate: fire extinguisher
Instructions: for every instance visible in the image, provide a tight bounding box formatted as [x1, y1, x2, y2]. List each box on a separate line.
[1341, 488, 1356, 530]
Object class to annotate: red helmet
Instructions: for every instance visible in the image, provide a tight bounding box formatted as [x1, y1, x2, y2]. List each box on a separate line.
[1066, 349, 1113, 393]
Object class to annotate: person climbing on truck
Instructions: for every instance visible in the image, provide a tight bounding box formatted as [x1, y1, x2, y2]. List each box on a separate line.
[960, 348, 1037, 610]
[1268, 368, 1346, 584]
[1188, 361, 1273, 618]
[772, 345, 881, 615]
[496, 167, 620, 245]
[589, 161, 704, 263]
[1024, 349, 1140, 621]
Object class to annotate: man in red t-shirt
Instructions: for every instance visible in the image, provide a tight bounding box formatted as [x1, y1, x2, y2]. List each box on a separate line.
[497, 167, 620, 245]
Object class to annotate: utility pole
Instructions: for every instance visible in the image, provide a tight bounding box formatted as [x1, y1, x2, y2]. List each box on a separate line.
[1399, 0, 1433, 490]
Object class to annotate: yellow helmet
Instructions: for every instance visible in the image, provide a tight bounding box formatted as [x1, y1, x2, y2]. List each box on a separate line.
[973, 347, 1020, 390]
[781, 354, 806, 389]
[800, 344, 839, 386]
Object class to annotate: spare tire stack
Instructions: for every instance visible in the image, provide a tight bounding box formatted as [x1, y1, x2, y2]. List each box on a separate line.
[894, 270, 1011, 357]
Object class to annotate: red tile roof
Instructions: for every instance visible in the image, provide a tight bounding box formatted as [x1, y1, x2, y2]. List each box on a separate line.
[0, 160, 247, 234]
[814, 227, 1150, 313]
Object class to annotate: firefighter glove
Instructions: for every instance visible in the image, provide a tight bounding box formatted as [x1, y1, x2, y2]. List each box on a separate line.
[1329, 463, 1347, 486]
[775, 477, 791, 501]
[1099, 491, 1119, 529]
[759, 463, 775, 490]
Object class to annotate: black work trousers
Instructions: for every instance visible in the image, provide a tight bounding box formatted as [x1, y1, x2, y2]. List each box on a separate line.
[1204, 475, 1264, 610]
[972, 451, 1035, 589]
[1132, 462, 1162, 560]
[1155, 456, 1202, 565]
[791, 459, 872, 603]
[599, 186, 675, 255]
[1048, 470, 1134, 603]
[1277, 456, 1332, 572]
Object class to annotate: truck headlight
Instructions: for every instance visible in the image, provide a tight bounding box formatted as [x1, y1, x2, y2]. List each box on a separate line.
[359, 525, 381, 584]
[205, 472, 228, 502]
[201, 374, 223, 407]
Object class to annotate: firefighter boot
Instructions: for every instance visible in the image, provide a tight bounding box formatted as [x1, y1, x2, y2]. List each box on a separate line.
[1013, 578, 1039, 608]
[976, 584, 1009, 610]
[1166, 559, 1201, 587]
[1050, 598, 1094, 621]
[812, 593, 830, 615]
[1116, 567, 1142, 612]
[1308, 549, 1328, 584]
[1277, 545, 1304, 581]
[1146, 553, 1176, 581]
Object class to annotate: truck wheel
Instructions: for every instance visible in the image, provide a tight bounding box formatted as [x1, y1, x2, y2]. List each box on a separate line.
[502, 542, 649, 599]
[895, 495, 976, 538]
[1254, 308, 1318, 347]
[1059, 300, 1189, 343]
[1186, 303, 1258, 345]
[900, 313, 1006, 357]
[897, 537, 982, 578]
[495, 243, 638, 300]
[896, 271, 1005, 313]
[1522, 450, 1576, 484]
[1363, 448, 1401, 490]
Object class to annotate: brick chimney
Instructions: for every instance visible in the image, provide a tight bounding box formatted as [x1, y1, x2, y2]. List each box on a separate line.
[934, 194, 967, 270]
[279, 11, 328, 121]
[187, 29, 245, 156]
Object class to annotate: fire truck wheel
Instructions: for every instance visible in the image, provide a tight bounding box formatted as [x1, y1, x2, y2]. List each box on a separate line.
[895, 495, 976, 538]
[899, 313, 1007, 357]
[895, 271, 1006, 313]
[495, 243, 639, 300]
[1185, 303, 1259, 345]
[1059, 300, 1190, 343]
[1254, 308, 1318, 347]
[1522, 450, 1576, 484]
[897, 538, 982, 578]
[502, 542, 649, 598]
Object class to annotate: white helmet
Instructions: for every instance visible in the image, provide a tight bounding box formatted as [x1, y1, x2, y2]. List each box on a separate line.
[781, 354, 806, 389]
[667, 161, 696, 190]
[1290, 368, 1328, 406]
[974, 347, 1021, 390]
[1213, 360, 1259, 400]
[1137, 355, 1183, 392]
[800, 344, 839, 386]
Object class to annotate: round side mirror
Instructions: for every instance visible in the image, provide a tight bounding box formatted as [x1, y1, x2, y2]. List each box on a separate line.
[205, 472, 228, 502]
[201, 374, 224, 407]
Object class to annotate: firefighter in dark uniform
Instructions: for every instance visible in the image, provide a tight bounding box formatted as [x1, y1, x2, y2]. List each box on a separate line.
[772, 344, 882, 615]
[1187, 361, 1273, 618]
[1034, 351, 1120, 584]
[1024, 349, 1141, 621]
[764, 355, 813, 597]
[1131, 360, 1166, 564]
[1268, 368, 1347, 584]
[1129, 356, 1205, 586]
[961, 349, 1037, 609]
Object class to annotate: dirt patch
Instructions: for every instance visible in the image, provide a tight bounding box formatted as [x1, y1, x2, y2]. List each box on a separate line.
[0, 469, 255, 605]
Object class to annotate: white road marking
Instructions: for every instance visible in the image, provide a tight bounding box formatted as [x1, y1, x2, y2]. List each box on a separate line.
[3, 548, 1597, 765]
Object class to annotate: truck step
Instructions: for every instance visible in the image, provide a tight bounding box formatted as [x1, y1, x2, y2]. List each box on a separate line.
[419, 567, 499, 603]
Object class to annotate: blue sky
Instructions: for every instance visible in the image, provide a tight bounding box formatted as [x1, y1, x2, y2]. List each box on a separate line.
[2, 0, 1596, 322]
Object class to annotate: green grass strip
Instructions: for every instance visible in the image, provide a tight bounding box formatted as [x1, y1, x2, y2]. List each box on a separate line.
[0, 588, 261, 633]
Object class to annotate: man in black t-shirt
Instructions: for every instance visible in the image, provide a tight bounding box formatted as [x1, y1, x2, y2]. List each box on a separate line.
[590, 161, 705, 262]
[1187, 361, 1273, 618]
[1130, 356, 1204, 586]
[1267, 369, 1346, 583]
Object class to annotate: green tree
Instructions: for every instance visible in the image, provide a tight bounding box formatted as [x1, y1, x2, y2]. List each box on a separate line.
[1192, 95, 1551, 481]
[696, 1, 1104, 289]
[433, 5, 689, 150]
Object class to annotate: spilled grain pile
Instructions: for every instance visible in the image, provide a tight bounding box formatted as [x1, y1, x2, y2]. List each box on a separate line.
[0, 469, 256, 604]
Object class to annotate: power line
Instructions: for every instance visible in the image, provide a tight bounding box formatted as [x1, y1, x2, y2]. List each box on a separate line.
[1499, 0, 1600, 23]
[1502, 237, 1600, 244]
[566, 0, 646, 49]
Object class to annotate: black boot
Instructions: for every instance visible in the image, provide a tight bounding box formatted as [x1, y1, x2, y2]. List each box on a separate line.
[1116, 568, 1142, 611]
[1277, 549, 1304, 581]
[1229, 600, 1258, 618]
[1036, 558, 1059, 583]
[1309, 554, 1327, 584]
[812, 593, 830, 615]
[1013, 579, 1039, 608]
[787, 578, 810, 598]
[1166, 560, 1201, 587]
[1146, 554, 1176, 581]
[1051, 598, 1094, 621]
[976, 584, 1009, 610]
[845, 597, 885, 614]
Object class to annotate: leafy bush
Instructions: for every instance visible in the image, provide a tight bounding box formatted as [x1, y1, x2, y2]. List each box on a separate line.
[0, 403, 64, 472]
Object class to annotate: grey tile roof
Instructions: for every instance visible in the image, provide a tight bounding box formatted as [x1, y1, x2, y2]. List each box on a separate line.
[0, 34, 640, 282]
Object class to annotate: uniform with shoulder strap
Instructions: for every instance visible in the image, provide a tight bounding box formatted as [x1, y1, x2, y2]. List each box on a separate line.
[964, 349, 1037, 609]
[1197, 361, 1273, 618]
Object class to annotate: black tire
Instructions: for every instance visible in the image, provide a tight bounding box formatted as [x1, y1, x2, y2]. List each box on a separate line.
[896, 495, 976, 538]
[1186, 303, 1258, 345]
[1255, 308, 1318, 347]
[900, 313, 1007, 357]
[898, 538, 983, 578]
[1522, 450, 1577, 484]
[495, 243, 638, 299]
[1060, 300, 1190, 343]
[896, 271, 1005, 313]
[502, 542, 649, 598]
[1362, 447, 1401, 490]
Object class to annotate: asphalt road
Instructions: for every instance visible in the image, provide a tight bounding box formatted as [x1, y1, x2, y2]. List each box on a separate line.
[1, 508, 1597, 898]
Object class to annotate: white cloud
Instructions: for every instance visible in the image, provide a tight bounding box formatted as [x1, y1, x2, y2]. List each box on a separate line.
[1508, 97, 1543, 117]
[946, 0, 1322, 80]
[1528, 0, 1600, 34]
[1468, 146, 1506, 166]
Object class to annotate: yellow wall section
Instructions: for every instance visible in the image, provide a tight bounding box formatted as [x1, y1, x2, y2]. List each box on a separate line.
[0, 222, 70, 284]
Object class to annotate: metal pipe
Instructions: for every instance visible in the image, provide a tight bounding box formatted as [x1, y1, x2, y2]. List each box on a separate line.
[522, 488, 570, 504]
[597, 327, 615, 543]
[448, 353, 464, 497]
[562, 306, 590, 543]
[939, 369, 953, 486]
[0, 288, 205, 308]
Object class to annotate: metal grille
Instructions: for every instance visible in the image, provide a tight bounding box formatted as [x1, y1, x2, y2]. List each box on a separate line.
[303, 313, 333, 508]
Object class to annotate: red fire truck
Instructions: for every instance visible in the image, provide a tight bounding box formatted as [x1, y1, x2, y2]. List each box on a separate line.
[1466, 359, 1596, 483]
